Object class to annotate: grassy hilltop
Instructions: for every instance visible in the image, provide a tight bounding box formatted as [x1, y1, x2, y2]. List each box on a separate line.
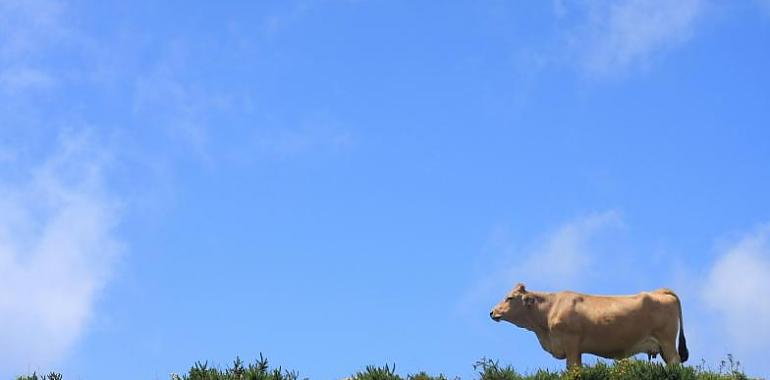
[16, 354, 757, 380]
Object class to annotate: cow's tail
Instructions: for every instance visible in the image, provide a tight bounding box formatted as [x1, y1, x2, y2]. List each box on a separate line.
[662, 289, 689, 363]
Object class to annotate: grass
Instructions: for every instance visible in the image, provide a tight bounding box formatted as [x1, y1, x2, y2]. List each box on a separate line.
[15, 354, 757, 380]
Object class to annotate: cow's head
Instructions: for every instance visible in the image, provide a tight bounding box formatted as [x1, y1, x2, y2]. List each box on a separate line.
[490, 283, 538, 326]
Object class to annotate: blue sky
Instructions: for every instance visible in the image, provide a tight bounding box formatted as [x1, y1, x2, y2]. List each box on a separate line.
[1, 0, 770, 378]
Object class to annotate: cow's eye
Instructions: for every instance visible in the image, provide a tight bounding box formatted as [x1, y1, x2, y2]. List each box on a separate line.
[505, 297, 513, 301]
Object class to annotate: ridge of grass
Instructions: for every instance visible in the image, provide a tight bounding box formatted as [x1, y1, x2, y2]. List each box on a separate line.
[16, 354, 756, 380]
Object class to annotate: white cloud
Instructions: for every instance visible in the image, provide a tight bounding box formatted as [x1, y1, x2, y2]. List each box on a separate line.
[703, 226, 770, 352]
[459, 211, 627, 316]
[564, 0, 704, 76]
[0, 133, 123, 376]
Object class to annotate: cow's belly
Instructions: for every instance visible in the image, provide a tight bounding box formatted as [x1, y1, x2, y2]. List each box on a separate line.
[584, 336, 660, 359]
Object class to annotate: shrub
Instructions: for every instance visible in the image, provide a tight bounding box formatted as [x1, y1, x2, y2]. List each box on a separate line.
[408, 371, 449, 380]
[171, 354, 301, 380]
[350, 364, 402, 380]
[473, 358, 525, 380]
[469, 356, 754, 380]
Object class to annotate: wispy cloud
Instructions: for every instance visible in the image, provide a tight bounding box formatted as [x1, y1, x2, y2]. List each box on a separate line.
[0, 66, 55, 93]
[560, 0, 704, 76]
[0, 0, 68, 94]
[758, 0, 770, 15]
[132, 47, 233, 164]
[0, 147, 17, 163]
[261, 1, 315, 36]
[0, 133, 123, 376]
[515, 211, 626, 290]
[249, 114, 355, 160]
[0, 0, 66, 58]
[703, 225, 770, 354]
[260, 0, 361, 37]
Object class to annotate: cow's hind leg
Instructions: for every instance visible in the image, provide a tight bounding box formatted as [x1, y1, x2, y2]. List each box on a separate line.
[566, 351, 582, 369]
[659, 342, 680, 365]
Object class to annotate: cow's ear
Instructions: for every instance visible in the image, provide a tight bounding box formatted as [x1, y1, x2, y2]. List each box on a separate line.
[523, 295, 536, 307]
[514, 283, 526, 293]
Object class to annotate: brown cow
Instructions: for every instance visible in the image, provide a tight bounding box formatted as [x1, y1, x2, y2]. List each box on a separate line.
[490, 283, 688, 368]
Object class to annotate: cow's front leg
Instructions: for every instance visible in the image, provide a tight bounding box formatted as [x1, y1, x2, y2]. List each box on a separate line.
[563, 335, 582, 369]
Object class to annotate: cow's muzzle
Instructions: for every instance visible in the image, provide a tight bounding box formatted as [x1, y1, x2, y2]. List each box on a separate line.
[490, 311, 501, 322]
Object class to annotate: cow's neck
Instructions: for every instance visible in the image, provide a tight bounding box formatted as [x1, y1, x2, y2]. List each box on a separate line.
[524, 291, 553, 334]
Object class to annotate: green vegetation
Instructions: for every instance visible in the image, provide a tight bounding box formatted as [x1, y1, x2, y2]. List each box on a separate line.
[15, 354, 756, 380]
[468, 356, 751, 380]
[15, 373, 62, 380]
